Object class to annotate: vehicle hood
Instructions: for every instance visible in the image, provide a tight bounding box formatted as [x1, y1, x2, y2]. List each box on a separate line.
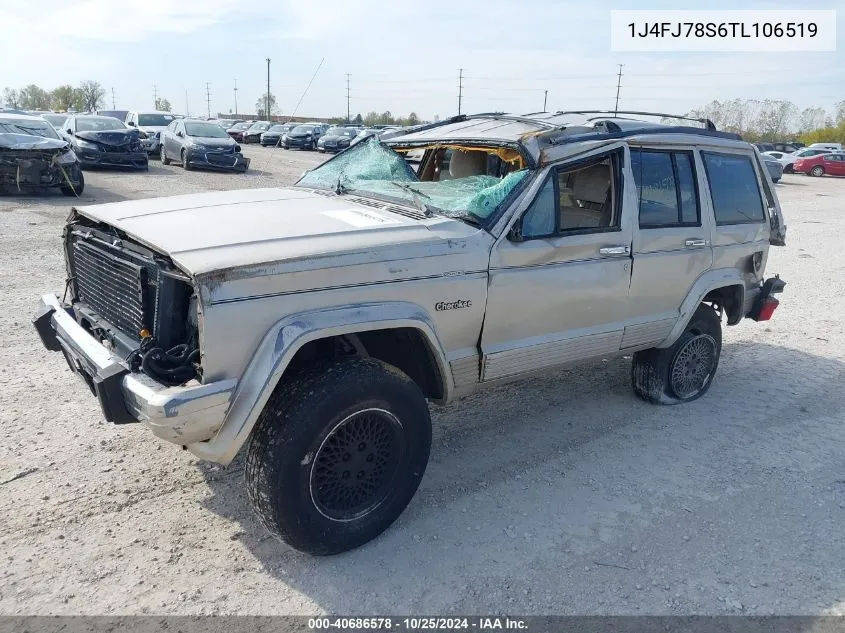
[70, 187, 480, 280]
[321, 135, 351, 142]
[188, 137, 236, 149]
[75, 130, 139, 147]
[0, 133, 68, 151]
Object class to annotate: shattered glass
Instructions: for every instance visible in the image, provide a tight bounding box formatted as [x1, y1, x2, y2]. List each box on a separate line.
[297, 136, 529, 220]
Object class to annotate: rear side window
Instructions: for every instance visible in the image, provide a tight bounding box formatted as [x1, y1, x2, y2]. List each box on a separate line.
[630, 149, 700, 227]
[701, 152, 765, 225]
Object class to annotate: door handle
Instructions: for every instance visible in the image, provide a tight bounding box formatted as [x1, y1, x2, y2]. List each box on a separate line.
[599, 245, 630, 256]
[685, 238, 708, 248]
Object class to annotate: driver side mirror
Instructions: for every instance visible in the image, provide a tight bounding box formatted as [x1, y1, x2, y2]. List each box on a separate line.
[507, 219, 524, 242]
[127, 121, 135, 127]
[66, 128, 73, 134]
[176, 131, 184, 138]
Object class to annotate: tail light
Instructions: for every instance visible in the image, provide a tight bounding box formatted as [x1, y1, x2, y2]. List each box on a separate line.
[754, 297, 779, 321]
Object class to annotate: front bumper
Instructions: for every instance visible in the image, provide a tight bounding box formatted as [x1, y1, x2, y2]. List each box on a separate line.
[185, 149, 250, 172]
[77, 150, 148, 170]
[33, 294, 236, 445]
[260, 136, 281, 146]
[284, 137, 313, 149]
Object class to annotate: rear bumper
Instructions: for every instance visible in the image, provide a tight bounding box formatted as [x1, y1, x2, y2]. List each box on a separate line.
[33, 294, 236, 445]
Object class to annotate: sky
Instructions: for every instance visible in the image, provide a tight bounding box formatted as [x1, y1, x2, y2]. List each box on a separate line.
[1, 0, 843, 121]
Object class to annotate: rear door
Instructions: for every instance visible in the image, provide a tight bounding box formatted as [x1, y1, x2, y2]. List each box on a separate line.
[823, 153, 845, 175]
[626, 146, 712, 346]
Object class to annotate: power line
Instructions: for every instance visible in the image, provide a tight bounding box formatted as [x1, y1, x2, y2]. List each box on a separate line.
[614, 64, 624, 114]
[233, 79, 238, 116]
[153, 84, 158, 109]
[111, 87, 116, 109]
[266, 58, 271, 120]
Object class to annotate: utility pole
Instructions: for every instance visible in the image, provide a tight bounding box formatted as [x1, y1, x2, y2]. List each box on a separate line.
[543, 89, 548, 112]
[345, 73, 351, 124]
[153, 84, 158, 109]
[205, 82, 211, 119]
[266, 58, 271, 120]
[185, 89, 189, 117]
[233, 79, 238, 116]
[614, 64, 624, 115]
[111, 87, 116, 109]
[457, 68, 463, 116]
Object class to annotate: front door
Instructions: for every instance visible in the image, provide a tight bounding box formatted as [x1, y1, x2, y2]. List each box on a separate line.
[625, 146, 713, 346]
[481, 145, 634, 382]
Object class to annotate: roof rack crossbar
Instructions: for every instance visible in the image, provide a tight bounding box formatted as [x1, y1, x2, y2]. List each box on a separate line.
[555, 110, 717, 131]
[464, 113, 560, 130]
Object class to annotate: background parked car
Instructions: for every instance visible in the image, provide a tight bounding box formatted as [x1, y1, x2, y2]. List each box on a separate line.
[774, 147, 832, 172]
[316, 126, 357, 153]
[125, 110, 178, 157]
[39, 113, 70, 130]
[260, 123, 296, 147]
[349, 128, 381, 147]
[226, 121, 252, 142]
[794, 152, 845, 177]
[215, 119, 243, 129]
[96, 110, 129, 122]
[241, 121, 274, 144]
[0, 113, 84, 195]
[282, 123, 323, 150]
[808, 142, 842, 151]
[160, 119, 248, 172]
[59, 115, 147, 170]
[760, 154, 783, 182]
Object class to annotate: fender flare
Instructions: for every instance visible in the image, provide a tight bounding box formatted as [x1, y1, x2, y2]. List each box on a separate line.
[187, 301, 451, 465]
[657, 269, 747, 349]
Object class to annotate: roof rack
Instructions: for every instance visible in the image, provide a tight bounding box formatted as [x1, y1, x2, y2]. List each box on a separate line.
[465, 113, 561, 130]
[555, 110, 717, 131]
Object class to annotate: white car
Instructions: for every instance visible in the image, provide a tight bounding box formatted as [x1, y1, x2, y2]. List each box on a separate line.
[808, 142, 842, 151]
[768, 147, 833, 173]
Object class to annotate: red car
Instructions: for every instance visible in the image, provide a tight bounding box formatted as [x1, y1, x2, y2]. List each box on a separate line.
[226, 121, 252, 143]
[794, 152, 845, 177]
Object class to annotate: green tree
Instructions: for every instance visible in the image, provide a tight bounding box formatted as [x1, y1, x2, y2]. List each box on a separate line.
[836, 100, 845, 125]
[2, 87, 20, 108]
[155, 97, 172, 112]
[51, 85, 83, 111]
[78, 80, 105, 112]
[19, 84, 51, 110]
[405, 112, 420, 126]
[353, 113, 363, 125]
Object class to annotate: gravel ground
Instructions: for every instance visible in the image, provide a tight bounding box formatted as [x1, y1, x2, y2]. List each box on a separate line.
[1, 149, 844, 616]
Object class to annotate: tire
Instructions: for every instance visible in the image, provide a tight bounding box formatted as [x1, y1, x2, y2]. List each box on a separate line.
[631, 303, 722, 405]
[772, 177, 780, 183]
[784, 165, 794, 173]
[160, 144, 170, 165]
[246, 357, 432, 555]
[181, 149, 192, 171]
[810, 165, 825, 177]
[60, 170, 84, 196]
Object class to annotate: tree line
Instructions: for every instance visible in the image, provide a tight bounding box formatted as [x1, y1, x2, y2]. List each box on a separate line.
[670, 98, 845, 144]
[3, 81, 174, 114]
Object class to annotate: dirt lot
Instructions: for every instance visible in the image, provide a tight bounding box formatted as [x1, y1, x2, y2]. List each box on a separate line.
[1, 147, 844, 615]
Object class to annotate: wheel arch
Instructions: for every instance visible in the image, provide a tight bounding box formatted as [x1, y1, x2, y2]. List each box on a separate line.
[187, 301, 452, 465]
[657, 270, 746, 349]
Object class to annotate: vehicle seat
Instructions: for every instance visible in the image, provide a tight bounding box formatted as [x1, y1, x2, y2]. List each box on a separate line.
[560, 164, 612, 229]
[448, 150, 487, 179]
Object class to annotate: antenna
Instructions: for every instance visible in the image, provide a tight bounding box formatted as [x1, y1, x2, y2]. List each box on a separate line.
[457, 68, 464, 116]
[543, 89, 548, 112]
[614, 64, 624, 115]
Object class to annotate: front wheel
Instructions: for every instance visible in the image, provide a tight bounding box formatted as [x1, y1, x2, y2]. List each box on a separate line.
[810, 165, 825, 177]
[631, 303, 722, 405]
[160, 144, 170, 165]
[246, 357, 432, 555]
[60, 171, 84, 196]
[181, 149, 192, 170]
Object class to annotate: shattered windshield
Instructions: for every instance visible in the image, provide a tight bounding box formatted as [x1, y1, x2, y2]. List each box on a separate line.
[296, 136, 529, 223]
[0, 117, 61, 139]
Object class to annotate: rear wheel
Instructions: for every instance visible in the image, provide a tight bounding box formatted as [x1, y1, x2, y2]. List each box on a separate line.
[246, 357, 432, 555]
[160, 144, 170, 165]
[631, 303, 722, 405]
[810, 165, 825, 177]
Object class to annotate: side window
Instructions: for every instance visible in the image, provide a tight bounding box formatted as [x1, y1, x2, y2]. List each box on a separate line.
[701, 152, 765, 225]
[520, 153, 619, 239]
[630, 149, 700, 228]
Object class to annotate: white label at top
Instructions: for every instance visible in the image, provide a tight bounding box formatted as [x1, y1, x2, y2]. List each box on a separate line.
[610, 10, 836, 52]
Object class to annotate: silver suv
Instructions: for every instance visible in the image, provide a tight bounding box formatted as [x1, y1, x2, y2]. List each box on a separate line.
[34, 110, 786, 555]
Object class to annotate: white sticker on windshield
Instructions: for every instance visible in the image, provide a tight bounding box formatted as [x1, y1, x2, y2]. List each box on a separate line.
[324, 209, 401, 227]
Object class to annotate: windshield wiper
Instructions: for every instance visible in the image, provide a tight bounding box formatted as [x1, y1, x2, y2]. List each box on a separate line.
[335, 173, 348, 195]
[453, 213, 483, 227]
[388, 182, 435, 217]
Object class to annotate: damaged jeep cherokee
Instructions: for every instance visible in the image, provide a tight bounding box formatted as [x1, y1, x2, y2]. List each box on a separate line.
[34, 111, 786, 555]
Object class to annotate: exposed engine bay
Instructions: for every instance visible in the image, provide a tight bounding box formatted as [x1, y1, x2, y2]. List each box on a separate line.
[64, 212, 201, 386]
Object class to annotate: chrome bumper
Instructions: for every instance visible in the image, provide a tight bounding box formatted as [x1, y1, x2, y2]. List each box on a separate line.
[34, 294, 236, 445]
